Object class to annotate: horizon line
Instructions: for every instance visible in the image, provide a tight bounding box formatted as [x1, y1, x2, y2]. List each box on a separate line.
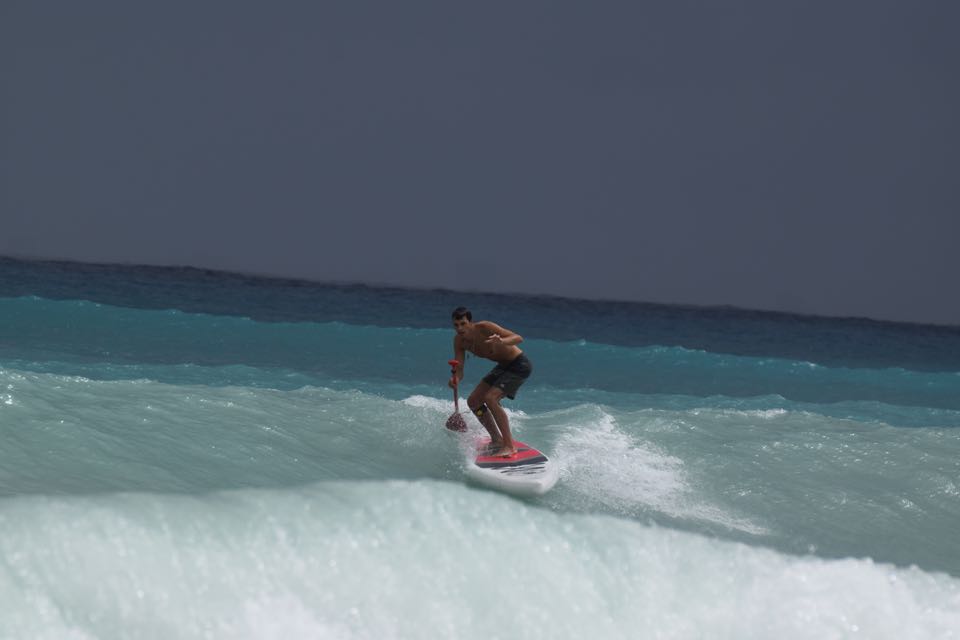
[2, 252, 958, 332]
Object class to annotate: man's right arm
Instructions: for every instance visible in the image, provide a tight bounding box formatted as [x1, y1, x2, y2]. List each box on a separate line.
[451, 337, 466, 386]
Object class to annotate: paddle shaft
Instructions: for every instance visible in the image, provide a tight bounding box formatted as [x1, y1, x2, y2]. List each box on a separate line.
[449, 359, 461, 411]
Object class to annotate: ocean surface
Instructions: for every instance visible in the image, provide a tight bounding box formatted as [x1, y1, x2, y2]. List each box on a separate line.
[1, 256, 958, 639]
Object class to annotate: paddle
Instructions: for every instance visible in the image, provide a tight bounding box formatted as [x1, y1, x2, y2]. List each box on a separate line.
[445, 359, 468, 432]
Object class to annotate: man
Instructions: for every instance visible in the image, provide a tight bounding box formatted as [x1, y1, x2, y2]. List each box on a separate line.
[449, 306, 533, 457]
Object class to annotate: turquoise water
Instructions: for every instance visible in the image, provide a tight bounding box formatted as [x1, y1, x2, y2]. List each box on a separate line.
[1, 257, 959, 638]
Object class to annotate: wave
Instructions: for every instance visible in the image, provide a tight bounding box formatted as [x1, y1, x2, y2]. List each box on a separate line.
[0, 480, 957, 640]
[4, 365, 960, 574]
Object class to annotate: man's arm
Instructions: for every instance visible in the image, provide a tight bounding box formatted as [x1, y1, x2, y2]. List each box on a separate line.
[478, 321, 523, 346]
[451, 336, 466, 385]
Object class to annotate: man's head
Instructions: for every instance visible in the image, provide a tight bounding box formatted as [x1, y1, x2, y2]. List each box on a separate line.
[452, 306, 472, 335]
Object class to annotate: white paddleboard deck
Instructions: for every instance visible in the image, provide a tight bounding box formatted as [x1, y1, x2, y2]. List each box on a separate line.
[464, 437, 559, 496]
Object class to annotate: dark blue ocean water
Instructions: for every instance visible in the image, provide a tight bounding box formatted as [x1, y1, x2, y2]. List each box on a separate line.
[4, 256, 958, 372]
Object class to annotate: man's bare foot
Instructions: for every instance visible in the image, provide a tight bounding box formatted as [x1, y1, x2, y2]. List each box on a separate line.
[481, 440, 503, 454]
[494, 446, 518, 458]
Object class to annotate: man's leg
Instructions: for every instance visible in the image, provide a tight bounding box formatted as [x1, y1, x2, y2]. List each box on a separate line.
[483, 388, 516, 457]
[468, 383, 502, 444]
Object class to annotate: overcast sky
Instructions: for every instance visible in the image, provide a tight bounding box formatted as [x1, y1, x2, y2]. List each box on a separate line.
[2, 1, 958, 325]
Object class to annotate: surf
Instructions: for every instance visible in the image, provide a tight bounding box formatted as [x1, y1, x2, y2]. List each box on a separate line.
[1, 480, 958, 640]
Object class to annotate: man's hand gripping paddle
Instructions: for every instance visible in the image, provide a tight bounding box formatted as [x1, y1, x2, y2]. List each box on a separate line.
[445, 359, 468, 432]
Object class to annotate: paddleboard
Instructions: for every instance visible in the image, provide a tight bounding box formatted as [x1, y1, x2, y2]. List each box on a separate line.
[464, 437, 559, 496]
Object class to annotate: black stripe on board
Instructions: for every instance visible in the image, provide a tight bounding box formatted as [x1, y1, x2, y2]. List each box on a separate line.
[475, 455, 548, 469]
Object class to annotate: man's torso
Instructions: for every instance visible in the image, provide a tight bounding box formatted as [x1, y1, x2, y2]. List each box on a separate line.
[459, 323, 523, 364]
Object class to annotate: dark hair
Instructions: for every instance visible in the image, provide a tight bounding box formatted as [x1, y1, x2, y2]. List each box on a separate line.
[451, 306, 472, 321]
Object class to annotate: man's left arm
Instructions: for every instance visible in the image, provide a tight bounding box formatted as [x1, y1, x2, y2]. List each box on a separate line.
[482, 322, 523, 346]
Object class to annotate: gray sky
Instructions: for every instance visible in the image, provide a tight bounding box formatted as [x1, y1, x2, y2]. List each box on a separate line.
[2, 1, 958, 325]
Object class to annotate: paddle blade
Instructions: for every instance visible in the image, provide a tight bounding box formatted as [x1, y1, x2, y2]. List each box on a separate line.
[445, 412, 468, 432]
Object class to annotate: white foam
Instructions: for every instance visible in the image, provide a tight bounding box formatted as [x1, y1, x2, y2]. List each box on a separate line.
[733, 408, 789, 419]
[553, 407, 769, 535]
[401, 394, 455, 412]
[402, 394, 527, 419]
[0, 482, 957, 640]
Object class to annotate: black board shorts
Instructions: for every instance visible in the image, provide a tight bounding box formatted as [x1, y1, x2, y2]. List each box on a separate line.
[482, 353, 532, 399]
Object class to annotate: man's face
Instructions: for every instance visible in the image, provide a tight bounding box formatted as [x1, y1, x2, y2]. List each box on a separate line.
[453, 316, 471, 336]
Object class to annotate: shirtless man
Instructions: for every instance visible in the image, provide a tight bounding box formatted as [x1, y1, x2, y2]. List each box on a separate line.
[449, 306, 533, 457]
